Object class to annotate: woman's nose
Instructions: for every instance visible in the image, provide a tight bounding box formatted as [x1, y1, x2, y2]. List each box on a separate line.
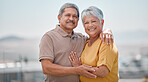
[88, 23, 93, 27]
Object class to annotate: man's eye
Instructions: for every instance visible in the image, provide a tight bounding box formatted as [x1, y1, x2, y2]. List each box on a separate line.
[73, 15, 78, 18]
[65, 14, 70, 16]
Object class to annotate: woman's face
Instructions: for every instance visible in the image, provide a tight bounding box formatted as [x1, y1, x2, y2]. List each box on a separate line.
[83, 15, 104, 38]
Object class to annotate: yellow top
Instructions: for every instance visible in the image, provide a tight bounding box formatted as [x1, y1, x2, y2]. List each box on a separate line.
[80, 38, 119, 82]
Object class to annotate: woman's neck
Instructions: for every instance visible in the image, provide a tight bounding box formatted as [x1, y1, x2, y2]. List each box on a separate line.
[88, 35, 99, 47]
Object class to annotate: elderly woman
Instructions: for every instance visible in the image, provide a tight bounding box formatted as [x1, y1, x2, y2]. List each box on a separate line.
[69, 6, 119, 82]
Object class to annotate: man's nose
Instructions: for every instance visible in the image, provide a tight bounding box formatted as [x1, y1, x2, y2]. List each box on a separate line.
[69, 16, 74, 20]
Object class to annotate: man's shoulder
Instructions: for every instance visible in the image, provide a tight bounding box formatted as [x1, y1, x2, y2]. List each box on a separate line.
[45, 28, 57, 36]
[75, 32, 85, 38]
[40, 29, 57, 41]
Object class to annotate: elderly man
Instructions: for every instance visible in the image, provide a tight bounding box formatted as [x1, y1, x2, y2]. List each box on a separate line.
[39, 3, 113, 82]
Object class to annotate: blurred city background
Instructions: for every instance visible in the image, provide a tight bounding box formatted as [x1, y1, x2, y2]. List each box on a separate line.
[0, 0, 148, 82]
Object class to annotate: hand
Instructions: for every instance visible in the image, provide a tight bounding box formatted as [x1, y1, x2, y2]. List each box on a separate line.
[69, 51, 81, 67]
[76, 65, 97, 78]
[90, 67, 98, 76]
[90, 66, 109, 78]
[100, 28, 113, 45]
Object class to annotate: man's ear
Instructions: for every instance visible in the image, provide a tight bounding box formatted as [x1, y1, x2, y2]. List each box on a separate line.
[58, 15, 61, 22]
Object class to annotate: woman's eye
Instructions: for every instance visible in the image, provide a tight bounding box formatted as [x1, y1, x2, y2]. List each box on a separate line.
[92, 21, 96, 23]
[84, 22, 88, 24]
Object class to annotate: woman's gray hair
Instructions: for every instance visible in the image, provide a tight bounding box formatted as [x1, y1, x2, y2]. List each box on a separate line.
[59, 3, 79, 18]
[81, 6, 103, 23]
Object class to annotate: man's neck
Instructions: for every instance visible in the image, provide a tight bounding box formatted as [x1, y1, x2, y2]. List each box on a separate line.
[60, 26, 73, 34]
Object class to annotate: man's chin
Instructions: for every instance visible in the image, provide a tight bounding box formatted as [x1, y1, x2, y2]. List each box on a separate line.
[66, 26, 76, 30]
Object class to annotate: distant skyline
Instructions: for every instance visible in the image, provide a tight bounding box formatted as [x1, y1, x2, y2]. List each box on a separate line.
[0, 0, 148, 44]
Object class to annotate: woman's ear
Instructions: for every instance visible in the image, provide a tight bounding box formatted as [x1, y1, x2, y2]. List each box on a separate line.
[101, 19, 104, 26]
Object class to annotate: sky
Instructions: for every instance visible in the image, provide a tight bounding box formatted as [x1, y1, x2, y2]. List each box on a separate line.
[0, 0, 148, 44]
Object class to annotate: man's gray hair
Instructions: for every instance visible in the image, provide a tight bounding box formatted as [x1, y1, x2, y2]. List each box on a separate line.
[81, 6, 103, 23]
[59, 3, 79, 18]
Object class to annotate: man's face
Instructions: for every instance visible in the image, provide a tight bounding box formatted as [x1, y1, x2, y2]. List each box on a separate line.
[58, 7, 79, 32]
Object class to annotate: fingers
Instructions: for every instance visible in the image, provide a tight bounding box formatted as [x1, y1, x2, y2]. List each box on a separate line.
[100, 32, 105, 43]
[82, 64, 92, 68]
[69, 56, 72, 62]
[69, 51, 74, 61]
[108, 35, 111, 45]
[69, 51, 81, 67]
[70, 51, 79, 61]
[106, 33, 113, 45]
[101, 28, 114, 45]
[81, 65, 95, 73]
[111, 34, 114, 43]
[78, 65, 97, 78]
[100, 33, 113, 45]
[106, 34, 109, 45]
[74, 52, 79, 59]
[73, 52, 78, 60]
[70, 51, 74, 61]
[69, 51, 75, 64]
[85, 67, 95, 73]
[85, 71, 97, 78]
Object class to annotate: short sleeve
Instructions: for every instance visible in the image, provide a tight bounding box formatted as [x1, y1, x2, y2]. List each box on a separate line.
[97, 43, 118, 71]
[39, 34, 54, 61]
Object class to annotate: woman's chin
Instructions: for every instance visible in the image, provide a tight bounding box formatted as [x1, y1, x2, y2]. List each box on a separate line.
[88, 34, 98, 38]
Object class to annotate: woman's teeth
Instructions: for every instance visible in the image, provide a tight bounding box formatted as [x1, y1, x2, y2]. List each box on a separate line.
[88, 28, 96, 31]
